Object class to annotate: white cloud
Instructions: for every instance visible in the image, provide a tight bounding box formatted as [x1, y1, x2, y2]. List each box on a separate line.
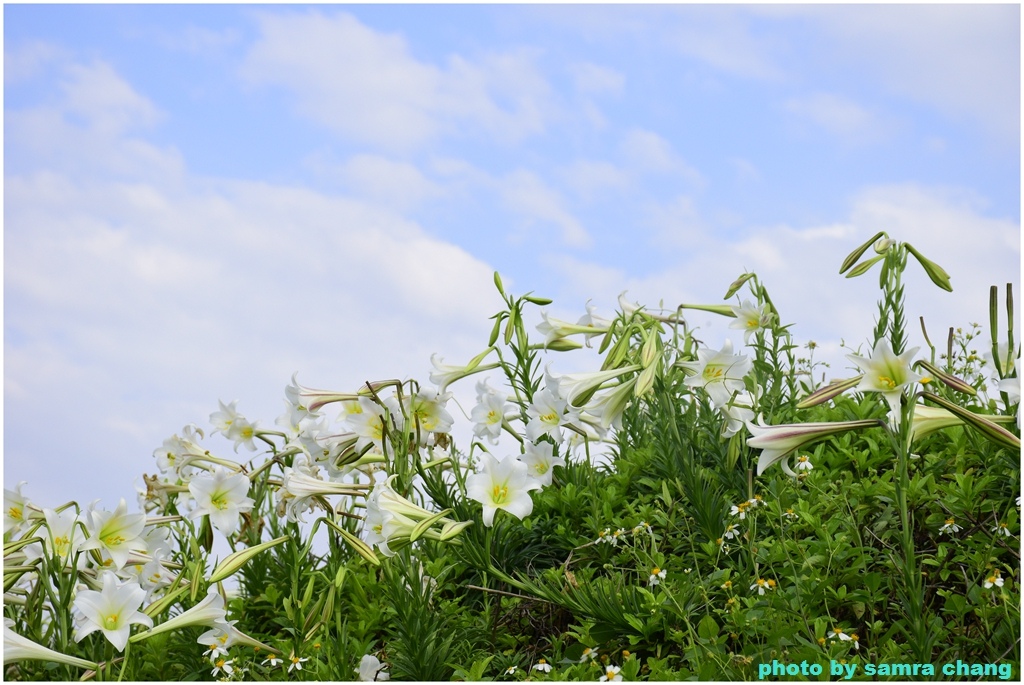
[305, 152, 445, 211]
[620, 129, 704, 187]
[240, 10, 555, 149]
[665, 6, 788, 81]
[568, 61, 625, 95]
[783, 92, 891, 143]
[548, 184, 1018, 377]
[4, 40, 67, 83]
[4, 56, 504, 510]
[558, 159, 631, 201]
[499, 170, 591, 249]
[764, 4, 1020, 142]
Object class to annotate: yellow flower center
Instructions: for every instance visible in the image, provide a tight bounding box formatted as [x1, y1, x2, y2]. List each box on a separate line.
[535, 463, 548, 474]
[104, 614, 119, 630]
[291, 656, 301, 665]
[606, 668, 616, 678]
[491, 485, 508, 504]
[216, 659, 226, 669]
[945, 518, 955, 525]
[877, 375, 897, 389]
[651, 567, 661, 575]
[703, 365, 725, 381]
[211, 494, 230, 511]
[8, 506, 23, 521]
[104, 534, 126, 547]
[541, 411, 558, 424]
[538, 658, 547, 664]
[53, 535, 71, 556]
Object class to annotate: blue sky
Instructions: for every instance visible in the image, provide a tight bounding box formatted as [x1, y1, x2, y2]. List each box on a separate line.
[4, 4, 1021, 510]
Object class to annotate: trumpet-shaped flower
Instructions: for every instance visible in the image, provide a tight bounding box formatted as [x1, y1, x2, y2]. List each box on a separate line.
[583, 378, 638, 430]
[729, 300, 774, 344]
[721, 391, 756, 438]
[79, 499, 148, 570]
[429, 349, 497, 393]
[555, 365, 642, 408]
[846, 339, 924, 415]
[285, 372, 359, 416]
[537, 310, 608, 346]
[357, 654, 391, 681]
[680, 340, 751, 407]
[73, 571, 152, 651]
[525, 388, 569, 443]
[471, 391, 512, 443]
[4, 481, 31, 535]
[39, 507, 84, 565]
[135, 586, 228, 642]
[404, 387, 454, 435]
[188, 466, 254, 536]
[466, 454, 540, 527]
[4, 618, 98, 669]
[747, 418, 880, 476]
[345, 397, 390, 449]
[519, 441, 565, 488]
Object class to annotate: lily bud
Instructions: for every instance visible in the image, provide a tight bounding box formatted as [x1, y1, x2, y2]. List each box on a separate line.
[680, 303, 735, 317]
[208, 535, 290, 584]
[913, 360, 976, 396]
[873, 238, 895, 253]
[844, 255, 885, 279]
[921, 393, 1020, 450]
[530, 338, 583, 352]
[795, 375, 863, 409]
[905, 243, 953, 292]
[840, 231, 887, 274]
[641, 330, 660, 368]
[723, 273, 756, 300]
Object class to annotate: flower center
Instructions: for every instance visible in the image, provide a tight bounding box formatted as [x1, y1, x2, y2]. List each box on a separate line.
[540, 411, 558, 424]
[877, 375, 897, 389]
[8, 506, 22, 521]
[104, 614, 119, 630]
[651, 567, 661, 575]
[211, 494, 230, 511]
[491, 485, 509, 504]
[703, 365, 725, 381]
[534, 463, 548, 475]
[54, 535, 71, 556]
[104, 534, 126, 548]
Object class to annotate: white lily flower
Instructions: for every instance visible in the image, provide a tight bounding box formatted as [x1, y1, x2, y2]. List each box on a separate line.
[525, 388, 569, 443]
[38, 507, 84, 566]
[4, 618, 98, 669]
[429, 349, 497, 393]
[285, 372, 360, 416]
[187, 466, 254, 536]
[555, 365, 642, 408]
[136, 586, 227, 641]
[729, 300, 774, 344]
[721, 391, 756, 438]
[747, 418, 880, 476]
[4, 481, 31, 535]
[345, 397, 390, 449]
[466, 454, 540, 527]
[519, 441, 565, 488]
[846, 339, 923, 415]
[536, 310, 607, 346]
[680, 340, 752, 407]
[79, 499, 147, 570]
[404, 387, 454, 434]
[72, 571, 152, 651]
[471, 392, 512, 443]
[582, 378, 638, 430]
[357, 653, 390, 681]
